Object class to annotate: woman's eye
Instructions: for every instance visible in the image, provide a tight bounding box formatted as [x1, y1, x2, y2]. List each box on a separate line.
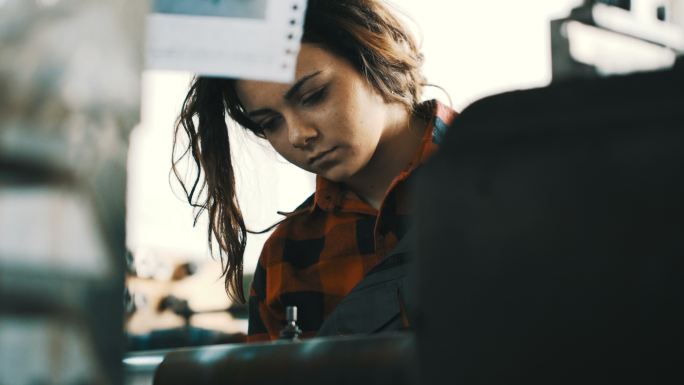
[260, 115, 283, 132]
[301, 86, 328, 106]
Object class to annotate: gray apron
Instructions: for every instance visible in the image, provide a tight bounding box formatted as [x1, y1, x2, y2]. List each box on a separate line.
[316, 229, 415, 337]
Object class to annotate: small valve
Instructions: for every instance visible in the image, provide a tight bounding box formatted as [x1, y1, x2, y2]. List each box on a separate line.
[279, 306, 302, 341]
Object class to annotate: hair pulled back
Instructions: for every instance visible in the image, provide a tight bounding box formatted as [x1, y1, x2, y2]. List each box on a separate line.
[172, 0, 425, 303]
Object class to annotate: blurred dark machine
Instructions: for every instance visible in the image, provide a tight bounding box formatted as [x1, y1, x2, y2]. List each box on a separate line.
[152, 333, 416, 385]
[415, 51, 684, 385]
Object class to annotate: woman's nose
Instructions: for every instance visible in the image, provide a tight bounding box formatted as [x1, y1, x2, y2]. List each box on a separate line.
[287, 117, 318, 148]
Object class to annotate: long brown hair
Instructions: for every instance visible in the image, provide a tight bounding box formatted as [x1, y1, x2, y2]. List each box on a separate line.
[172, 0, 425, 304]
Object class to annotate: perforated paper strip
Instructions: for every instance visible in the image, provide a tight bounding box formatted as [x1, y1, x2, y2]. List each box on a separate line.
[146, 0, 308, 83]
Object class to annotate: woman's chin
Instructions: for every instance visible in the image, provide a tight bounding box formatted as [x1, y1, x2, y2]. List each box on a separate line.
[317, 165, 354, 183]
[317, 156, 372, 184]
[318, 169, 346, 183]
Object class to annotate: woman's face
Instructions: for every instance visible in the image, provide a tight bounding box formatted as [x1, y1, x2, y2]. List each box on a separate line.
[235, 44, 399, 183]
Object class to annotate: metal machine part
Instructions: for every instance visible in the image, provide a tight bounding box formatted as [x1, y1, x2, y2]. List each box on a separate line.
[278, 306, 303, 340]
[551, 0, 684, 81]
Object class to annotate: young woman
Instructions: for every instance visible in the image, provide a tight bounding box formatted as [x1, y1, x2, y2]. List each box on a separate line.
[173, 0, 457, 341]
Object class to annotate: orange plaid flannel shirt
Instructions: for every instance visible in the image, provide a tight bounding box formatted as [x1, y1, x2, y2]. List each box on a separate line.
[247, 100, 457, 341]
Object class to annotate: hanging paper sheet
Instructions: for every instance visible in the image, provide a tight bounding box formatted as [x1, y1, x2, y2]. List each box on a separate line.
[146, 0, 308, 83]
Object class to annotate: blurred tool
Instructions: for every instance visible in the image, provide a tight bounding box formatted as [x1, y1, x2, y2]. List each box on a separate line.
[551, 0, 684, 80]
[157, 294, 248, 323]
[124, 294, 247, 351]
[124, 258, 250, 351]
[124, 257, 198, 320]
[170, 262, 198, 281]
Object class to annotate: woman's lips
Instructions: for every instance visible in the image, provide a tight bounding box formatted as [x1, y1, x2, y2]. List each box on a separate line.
[309, 146, 338, 167]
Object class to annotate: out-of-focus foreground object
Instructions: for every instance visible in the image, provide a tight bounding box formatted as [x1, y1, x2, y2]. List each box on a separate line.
[152, 333, 416, 385]
[415, 59, 684, 384]
[551, 0, 684, 80]
[0, 0, 147, 384]
[146, 0, 308, 82]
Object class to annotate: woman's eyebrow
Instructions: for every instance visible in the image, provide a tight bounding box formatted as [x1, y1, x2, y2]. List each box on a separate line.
[284, 70, 322, 101]
[247, 71, 322, 119]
